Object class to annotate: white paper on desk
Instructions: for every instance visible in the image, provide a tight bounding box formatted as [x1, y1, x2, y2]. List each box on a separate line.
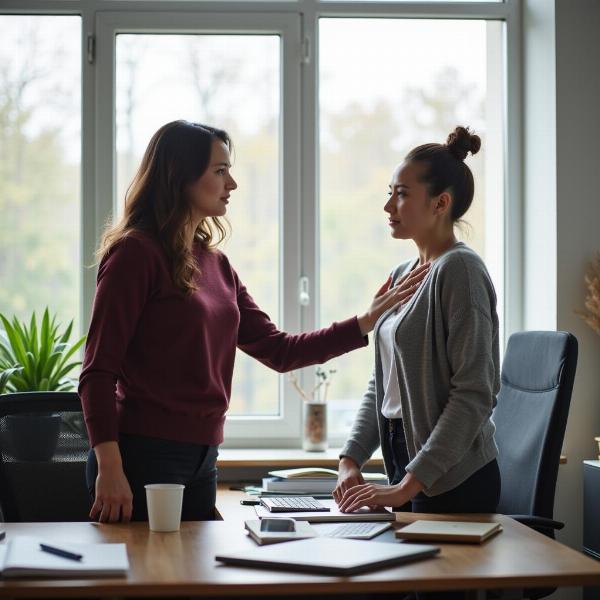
[254, 499, 395, 522]
[0, 536, 129, 578]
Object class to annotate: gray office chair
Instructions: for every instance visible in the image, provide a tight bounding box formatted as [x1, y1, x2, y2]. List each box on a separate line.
[0, 391, 91, 521]
[492, 331, 578, 600]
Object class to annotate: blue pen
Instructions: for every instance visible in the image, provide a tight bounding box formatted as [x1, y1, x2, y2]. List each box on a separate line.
[39, 543, 83, 562]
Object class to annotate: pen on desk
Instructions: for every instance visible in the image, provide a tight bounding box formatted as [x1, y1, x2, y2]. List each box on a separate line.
[39, 543, 83, 562]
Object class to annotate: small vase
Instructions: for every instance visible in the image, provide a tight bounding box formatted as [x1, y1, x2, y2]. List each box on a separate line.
[302, 401, 327, 452]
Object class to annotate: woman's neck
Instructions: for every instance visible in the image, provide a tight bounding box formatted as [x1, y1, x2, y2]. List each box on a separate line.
[414, 230, 458, 265]
[184, 218, 202, 251]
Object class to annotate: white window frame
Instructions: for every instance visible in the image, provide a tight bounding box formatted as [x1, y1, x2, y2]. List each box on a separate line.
[0, 0, 522, 449]
[95, 10, 303, 444]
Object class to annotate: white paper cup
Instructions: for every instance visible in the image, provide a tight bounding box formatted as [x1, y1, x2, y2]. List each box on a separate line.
[145, 483, 185, 532]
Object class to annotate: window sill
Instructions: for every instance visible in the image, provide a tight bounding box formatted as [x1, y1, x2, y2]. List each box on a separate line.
[216, 447, 384, 468]
[215, 449, 566, 468]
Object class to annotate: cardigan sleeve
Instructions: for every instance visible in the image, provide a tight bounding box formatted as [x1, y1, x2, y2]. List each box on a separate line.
[405, 305, 498, 489]
[405, 254, 499, 490]
[339, 369, 381, 468]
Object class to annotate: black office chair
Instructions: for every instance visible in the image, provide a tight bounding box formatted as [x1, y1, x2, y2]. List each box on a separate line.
[0, 391, 91, 521]
[492, 330, 578, 600]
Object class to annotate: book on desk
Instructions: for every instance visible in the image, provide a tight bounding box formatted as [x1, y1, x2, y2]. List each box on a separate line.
[262, 467, 387, 494]
[395, 520, 503, 543]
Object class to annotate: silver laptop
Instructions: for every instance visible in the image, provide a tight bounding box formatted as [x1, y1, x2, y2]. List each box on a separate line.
[215, 537, 439, 575]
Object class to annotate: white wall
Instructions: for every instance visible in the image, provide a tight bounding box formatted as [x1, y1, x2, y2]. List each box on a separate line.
[524, 1, 600, 599]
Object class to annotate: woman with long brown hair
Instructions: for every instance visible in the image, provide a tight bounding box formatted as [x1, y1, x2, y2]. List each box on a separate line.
[79, 120, 429, 523]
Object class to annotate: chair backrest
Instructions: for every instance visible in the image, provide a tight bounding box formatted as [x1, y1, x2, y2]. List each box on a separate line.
[0, 392, 91, 522]
[494, 331, 578, 521]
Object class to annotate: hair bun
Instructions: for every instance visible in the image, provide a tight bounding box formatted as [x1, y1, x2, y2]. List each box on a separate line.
[446, 126, 481, 161]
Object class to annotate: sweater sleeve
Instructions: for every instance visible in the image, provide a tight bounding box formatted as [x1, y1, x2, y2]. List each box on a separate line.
[235, 274, 368, 372]
[405, 256, 499, 490]
[340, 369, 380, 468]
[78, 236, 156, 447]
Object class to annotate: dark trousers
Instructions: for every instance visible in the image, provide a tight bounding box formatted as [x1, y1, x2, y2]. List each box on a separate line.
[387, 419, 501, 600]
[86, 433, 219, 522]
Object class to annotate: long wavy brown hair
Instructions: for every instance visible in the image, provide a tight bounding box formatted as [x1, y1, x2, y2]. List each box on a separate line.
[96, 120, 231, 294]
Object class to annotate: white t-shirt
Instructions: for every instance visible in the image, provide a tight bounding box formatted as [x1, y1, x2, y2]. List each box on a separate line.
[379, 309, 404, 419]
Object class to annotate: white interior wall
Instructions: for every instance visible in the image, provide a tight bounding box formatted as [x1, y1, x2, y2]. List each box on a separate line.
[523, 2, 600, 598]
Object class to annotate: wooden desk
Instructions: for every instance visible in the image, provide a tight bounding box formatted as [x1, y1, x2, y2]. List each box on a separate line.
[2, 496, 600, 598]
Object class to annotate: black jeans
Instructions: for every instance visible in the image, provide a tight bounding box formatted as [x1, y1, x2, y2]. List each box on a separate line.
[388, 419, 501, 600]
[86, 433, 219, 521]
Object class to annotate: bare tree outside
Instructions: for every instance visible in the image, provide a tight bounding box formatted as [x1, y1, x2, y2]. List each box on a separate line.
[0, 17, 502, 436]
[0, 16, 81, 334]
[115, 34, 280, 415]
[318, 18, 498, 438]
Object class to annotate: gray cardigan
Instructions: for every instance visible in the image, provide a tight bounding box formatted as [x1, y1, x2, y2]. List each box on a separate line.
[341, 242, 500, 497]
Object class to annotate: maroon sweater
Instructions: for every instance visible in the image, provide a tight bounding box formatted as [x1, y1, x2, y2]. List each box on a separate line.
[79, 232, 367, 448]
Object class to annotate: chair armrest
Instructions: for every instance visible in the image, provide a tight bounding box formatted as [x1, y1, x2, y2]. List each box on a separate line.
[508, 514, 564, 531]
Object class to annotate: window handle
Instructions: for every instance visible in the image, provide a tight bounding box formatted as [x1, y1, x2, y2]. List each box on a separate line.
[299, 276, 310, 307]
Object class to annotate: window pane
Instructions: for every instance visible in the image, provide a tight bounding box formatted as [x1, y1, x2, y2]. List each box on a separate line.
[319, 18, 504, 440]
[0, 16, 81, 334]
[116, 34, 280, 416]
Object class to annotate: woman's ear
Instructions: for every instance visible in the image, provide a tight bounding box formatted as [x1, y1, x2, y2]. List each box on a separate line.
[433, 191, 452, 217]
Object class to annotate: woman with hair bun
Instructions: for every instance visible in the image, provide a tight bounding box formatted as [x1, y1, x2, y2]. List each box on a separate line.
[334, 126, 501, 521]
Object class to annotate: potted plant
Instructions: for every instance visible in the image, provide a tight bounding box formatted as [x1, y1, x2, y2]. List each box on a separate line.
[289, 367, 336, 452]
[0, 308, 86, 461]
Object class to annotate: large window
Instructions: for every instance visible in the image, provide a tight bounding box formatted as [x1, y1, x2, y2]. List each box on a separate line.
[319, 18, 505, 439]
[115, 33, 281, 416]
[0, 15, 81, 333]
[1, 1, 518, 448]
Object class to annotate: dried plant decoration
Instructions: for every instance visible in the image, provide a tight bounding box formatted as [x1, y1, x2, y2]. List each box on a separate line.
[578, 253, 600, 336]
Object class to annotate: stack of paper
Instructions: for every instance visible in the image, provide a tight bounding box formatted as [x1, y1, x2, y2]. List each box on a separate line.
[262, 468, 387, 494]
[0, 536, 129, 578]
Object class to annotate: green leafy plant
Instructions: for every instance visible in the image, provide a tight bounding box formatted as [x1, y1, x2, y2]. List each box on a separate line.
[0, 308, 86, 393]
[0, 359, 22, 394]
